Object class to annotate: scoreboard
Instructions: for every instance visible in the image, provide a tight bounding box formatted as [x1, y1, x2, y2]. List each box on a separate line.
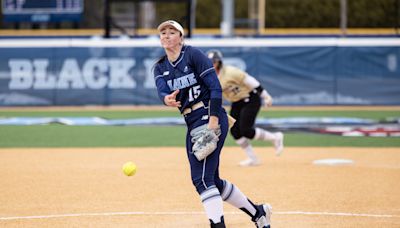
[2, 0, 84, 22]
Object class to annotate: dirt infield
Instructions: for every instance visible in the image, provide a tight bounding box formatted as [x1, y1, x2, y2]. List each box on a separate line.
[0, 147, 399, 228]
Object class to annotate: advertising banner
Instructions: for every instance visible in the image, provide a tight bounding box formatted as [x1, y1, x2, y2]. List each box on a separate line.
[0, 38, 399, 106]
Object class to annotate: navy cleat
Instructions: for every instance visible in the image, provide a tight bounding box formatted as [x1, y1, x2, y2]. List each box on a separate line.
[252, 204, 272, 228]
[210, 216, 226, 228]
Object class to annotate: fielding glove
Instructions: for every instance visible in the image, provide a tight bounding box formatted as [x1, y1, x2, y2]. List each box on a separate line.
[190, 124, 221, 161]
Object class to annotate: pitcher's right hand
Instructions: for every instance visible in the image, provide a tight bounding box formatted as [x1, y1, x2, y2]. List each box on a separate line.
[164, 90, 181, 107]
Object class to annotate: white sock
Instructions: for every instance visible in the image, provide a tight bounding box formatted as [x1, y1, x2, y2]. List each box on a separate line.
[221, 180, 257, 216]
[200, 187, 224, 223]
[254, 128, 276, 142]
[235, 137, 257, 160]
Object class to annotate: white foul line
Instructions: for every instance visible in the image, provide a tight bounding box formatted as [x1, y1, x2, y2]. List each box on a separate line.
[0, 211, 398, 221]
[274, 211, 398, 218]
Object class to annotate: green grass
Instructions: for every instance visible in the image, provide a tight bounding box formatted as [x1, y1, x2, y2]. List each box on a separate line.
[0, 125, 185, 147]
[1, 110, 398, 120]
[258, 110, 400, 120]
[0, 110, 181, 118]
[0, 109, 399, 148]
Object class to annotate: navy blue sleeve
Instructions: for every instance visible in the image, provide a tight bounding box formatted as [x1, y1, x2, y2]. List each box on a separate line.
[189, 47, 222, 116]
[154, 64, 170, 105]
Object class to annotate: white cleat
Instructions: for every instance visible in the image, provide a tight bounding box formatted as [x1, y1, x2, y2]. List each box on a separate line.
[273, 132, 284, 156]
[239, 158, 261, 167]
[255, 204, 272, 228]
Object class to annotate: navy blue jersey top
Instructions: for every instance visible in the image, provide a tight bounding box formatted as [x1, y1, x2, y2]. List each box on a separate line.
[154, 45, 222, 116]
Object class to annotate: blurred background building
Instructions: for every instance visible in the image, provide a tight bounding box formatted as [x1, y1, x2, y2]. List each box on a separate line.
[0, 0, 399, 38]
[0, 1, 399, 107]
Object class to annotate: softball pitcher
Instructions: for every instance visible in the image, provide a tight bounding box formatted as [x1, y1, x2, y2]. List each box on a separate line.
[207, 50, 284, 167]
[153, 20, 272, 228]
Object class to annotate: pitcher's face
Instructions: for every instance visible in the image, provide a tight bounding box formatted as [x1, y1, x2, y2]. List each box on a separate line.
[159, 26, 183, 49]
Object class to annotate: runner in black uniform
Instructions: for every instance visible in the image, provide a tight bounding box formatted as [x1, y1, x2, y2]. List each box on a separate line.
[207, 50, 284, 167]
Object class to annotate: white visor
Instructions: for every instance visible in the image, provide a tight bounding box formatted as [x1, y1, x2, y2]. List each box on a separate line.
[157, 20, 184, 36]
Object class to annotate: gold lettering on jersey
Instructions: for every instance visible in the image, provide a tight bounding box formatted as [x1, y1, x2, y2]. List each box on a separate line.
[167, 73, 197, 90]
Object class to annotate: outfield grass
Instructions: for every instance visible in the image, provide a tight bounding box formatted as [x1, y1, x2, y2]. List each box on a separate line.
[0, 110, 181, 118]
[0, 109, 399, 148]
[1, 110, 399, 120]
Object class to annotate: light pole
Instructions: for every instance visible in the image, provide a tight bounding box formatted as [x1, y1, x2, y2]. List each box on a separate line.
[340, 0, 347, 36]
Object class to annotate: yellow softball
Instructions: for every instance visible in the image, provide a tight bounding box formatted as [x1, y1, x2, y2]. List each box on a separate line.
[122, 161, 137, 176]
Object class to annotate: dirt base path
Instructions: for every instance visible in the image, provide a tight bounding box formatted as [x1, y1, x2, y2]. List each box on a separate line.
[0, 147, 399, 227]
